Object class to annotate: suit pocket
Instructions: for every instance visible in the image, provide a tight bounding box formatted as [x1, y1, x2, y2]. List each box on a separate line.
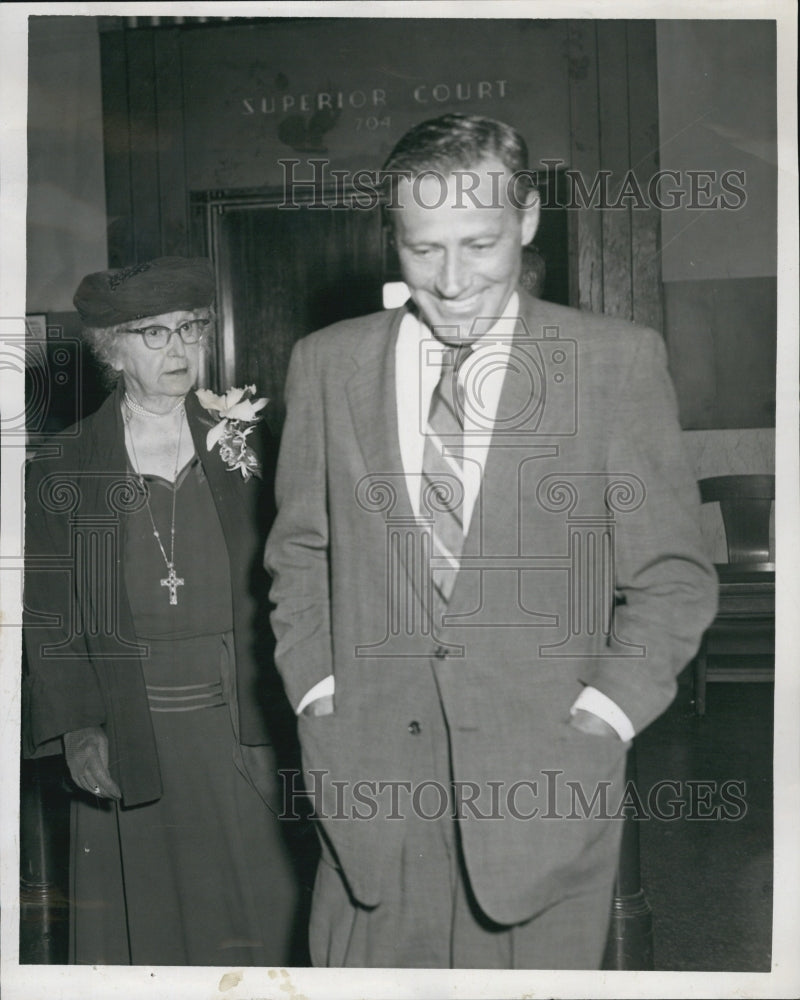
[553, 717, 629, 769]
[557, 717, 631, 752]
[296, 709, 349, 787]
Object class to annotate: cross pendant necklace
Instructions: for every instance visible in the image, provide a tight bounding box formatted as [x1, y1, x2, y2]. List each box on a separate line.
[160, 563, 184, 605]
[124, 397, 186, 606]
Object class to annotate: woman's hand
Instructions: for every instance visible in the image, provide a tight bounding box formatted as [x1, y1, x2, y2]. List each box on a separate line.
[63, 727, 122, 800]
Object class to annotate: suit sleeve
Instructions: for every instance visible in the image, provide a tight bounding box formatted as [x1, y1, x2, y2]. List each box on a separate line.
[264, 337, 334, 712]
[579, 328, 718, 733]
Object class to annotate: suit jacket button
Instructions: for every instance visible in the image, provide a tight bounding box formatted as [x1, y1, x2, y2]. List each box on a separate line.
[408, 720, 421, 735]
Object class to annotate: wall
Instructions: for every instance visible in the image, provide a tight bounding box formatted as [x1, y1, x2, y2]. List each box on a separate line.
[27, 15, 107, 312]
[178, 19, 573, 189]
[656, 20, 777, 430]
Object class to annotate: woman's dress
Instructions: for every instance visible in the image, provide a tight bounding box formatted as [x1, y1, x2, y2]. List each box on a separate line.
[69, 457, 300, 965]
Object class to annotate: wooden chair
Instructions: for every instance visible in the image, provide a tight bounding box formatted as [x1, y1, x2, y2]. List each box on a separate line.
[693, 475, 775, 715]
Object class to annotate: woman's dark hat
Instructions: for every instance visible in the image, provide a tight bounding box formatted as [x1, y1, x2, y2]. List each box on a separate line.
[73, 257, 215, 327]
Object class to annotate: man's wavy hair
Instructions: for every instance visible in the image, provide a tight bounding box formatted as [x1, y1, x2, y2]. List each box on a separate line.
[380, 113, 535, 211]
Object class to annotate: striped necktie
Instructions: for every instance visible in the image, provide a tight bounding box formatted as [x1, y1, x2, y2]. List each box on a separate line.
[421, 343, 472, 614]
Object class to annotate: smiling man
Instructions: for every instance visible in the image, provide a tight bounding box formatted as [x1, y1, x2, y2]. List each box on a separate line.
[390, 161, 538, 331]
[265, 114, 717, 969]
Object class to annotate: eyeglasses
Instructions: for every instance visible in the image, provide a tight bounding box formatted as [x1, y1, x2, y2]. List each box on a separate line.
[122, 317, 212, 350]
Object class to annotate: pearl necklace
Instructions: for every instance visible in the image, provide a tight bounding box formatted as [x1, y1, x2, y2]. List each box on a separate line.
[123, 390, 185, 418]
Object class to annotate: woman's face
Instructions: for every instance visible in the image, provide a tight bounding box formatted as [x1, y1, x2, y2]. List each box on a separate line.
[111, 309, 205, 405]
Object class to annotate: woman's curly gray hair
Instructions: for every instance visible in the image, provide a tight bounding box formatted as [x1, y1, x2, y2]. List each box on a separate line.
[82, 307, 216, 389]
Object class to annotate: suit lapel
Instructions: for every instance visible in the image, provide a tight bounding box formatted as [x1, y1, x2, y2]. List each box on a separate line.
[347, 307, 447, 628]
[346, 307, 415, 523]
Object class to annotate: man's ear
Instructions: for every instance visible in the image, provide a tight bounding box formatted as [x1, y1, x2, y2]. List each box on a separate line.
[520, 188, 541, 247]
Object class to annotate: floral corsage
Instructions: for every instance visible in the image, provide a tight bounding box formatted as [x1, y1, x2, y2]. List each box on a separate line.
[196, 384, 268, 480]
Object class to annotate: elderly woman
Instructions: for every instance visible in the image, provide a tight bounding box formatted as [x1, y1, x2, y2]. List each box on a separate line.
[23, 257, 302, 965]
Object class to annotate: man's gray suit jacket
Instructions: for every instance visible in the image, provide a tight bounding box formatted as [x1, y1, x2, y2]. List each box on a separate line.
[265, 288, 718, 925]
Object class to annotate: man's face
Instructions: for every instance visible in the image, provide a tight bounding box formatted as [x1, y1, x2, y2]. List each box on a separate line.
[392, 158, 539, 340]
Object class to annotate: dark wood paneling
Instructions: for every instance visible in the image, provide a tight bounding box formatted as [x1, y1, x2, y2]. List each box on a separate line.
[567, 20, 604, 314]
[100, 27, 190, 265]
[568, 20, 662, 333]
[125, 30, 162, 262]
[153, 28, 189, 256]
[99, 30, 134, 266]
[597, 21, 633, 321]
[626, 21, 663, 333]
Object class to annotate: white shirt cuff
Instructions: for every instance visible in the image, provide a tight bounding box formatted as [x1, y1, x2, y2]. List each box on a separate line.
[570, 686, 635, 742]
[295, 675, 335, 715]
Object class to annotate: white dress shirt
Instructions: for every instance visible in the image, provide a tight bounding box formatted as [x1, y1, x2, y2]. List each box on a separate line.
[296, 294, 635, 742]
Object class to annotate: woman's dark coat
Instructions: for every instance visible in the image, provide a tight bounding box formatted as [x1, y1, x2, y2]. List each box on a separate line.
[23, 384, 287, 808]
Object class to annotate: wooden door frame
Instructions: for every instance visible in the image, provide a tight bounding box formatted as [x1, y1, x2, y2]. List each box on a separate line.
[190, 185, 387, 391]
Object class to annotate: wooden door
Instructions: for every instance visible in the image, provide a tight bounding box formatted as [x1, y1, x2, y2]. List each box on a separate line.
[202, 195, 384, 429]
